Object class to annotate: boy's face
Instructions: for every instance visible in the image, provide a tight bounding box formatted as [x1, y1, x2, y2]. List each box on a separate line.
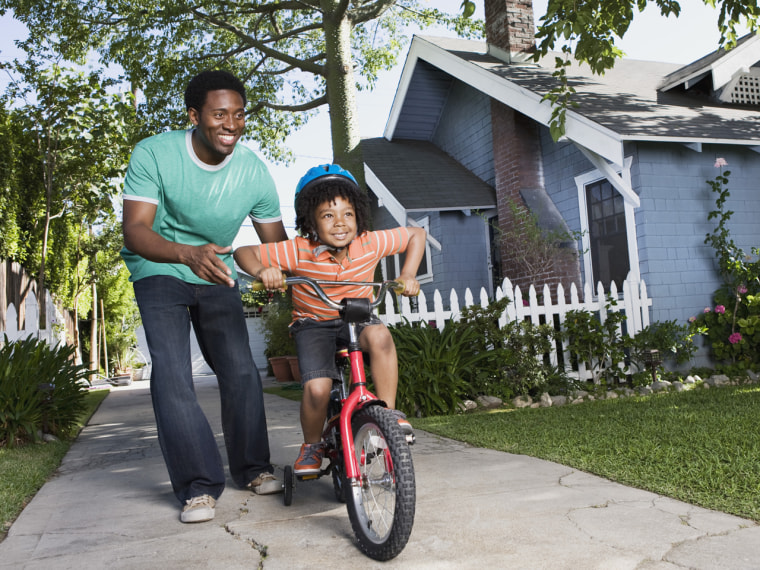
[188, 89, 245, 165]
[313, 196, 357, 253]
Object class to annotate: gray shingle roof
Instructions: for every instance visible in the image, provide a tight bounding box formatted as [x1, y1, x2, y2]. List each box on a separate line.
[416, 36, 760, 144]
[362, 138, 495, 211]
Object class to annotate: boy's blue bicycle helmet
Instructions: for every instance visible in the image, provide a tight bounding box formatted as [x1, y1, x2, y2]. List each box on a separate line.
[294, 164, 358, 208]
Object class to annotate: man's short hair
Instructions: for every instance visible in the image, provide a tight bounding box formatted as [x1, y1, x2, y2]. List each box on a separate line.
[184, 70, 247, 111]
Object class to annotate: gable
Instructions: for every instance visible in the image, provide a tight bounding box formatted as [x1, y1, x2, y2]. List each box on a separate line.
[386, 35, 760, 168]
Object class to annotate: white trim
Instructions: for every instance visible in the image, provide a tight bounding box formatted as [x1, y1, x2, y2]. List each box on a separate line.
[407, 217, 442, 251]
[364, 165, 406, 226]
[409, 215, 434, 284]
[575, 156, 640, 289]
[386, 36, 626, 166]
[575, 145, 640, 208]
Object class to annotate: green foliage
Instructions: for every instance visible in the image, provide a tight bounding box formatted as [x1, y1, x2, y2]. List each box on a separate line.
[1, 56, 135, 318]
[627, 320, 699, 385]
[0, 336, 89, 447]
[692, 163, 760, 372]
[260, 293, 297, 375]
[3, 1, 482, 167]
[562, 299, 628, 385]
[453, 296, 565, 400]
[1, 388, 108, 539]
[389, 320, 486, 417]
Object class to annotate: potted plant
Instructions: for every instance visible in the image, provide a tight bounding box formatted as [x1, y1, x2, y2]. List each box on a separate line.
[260, 293, 297, 382]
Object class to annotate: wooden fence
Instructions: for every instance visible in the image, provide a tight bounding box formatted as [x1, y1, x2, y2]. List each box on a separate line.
[378, 277, 653, 382]
[1, 260, 71, 346]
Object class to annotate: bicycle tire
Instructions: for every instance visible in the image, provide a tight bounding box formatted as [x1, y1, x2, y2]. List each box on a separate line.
[345, 406, 415, 561]
[283, 465, 294, 506]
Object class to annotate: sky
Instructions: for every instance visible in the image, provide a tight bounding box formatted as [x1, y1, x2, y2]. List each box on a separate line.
[0, 0, 748, 245]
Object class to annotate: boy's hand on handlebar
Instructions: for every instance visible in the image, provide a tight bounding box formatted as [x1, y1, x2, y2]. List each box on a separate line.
[257, 267, 287, 291]
[396, 274, 420, 297]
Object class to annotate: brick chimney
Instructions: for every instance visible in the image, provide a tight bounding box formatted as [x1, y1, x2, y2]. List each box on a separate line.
[486, 1, 582, 296]
[484, 0, 536, 63]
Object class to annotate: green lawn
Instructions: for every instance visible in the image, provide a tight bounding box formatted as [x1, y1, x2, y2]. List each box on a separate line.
[0, 388, 109, 541]
[414, 384, 760, 522]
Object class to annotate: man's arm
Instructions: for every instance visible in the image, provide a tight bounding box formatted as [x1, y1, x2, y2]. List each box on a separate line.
[122, 199, 235, 287]
[252, 220, 288, 243]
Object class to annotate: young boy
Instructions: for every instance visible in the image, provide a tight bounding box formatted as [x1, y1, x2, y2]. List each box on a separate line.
[234, 164, 425, 474]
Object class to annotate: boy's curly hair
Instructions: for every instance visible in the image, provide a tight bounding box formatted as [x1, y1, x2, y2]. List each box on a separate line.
[295, 179, 370, 242]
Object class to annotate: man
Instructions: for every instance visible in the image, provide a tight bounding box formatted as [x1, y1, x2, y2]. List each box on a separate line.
[121, 70, 287, 523]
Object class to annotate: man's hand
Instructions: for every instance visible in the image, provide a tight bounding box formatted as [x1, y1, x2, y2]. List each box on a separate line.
[181, 243, 235, 287]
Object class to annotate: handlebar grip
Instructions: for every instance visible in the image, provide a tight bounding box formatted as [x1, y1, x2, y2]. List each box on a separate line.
[250, 277, 287, 292]
[392, 279, 420, 297]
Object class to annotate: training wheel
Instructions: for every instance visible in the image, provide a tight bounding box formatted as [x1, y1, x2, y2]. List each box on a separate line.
[283, 465, 294, 506]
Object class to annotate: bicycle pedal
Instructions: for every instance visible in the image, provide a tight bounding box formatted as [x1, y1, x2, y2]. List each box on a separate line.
[298, 473, 319, 481]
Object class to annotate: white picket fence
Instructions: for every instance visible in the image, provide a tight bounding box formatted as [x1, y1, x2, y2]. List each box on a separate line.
[1, 293, 66, 346]
[378, 277, 653, 382]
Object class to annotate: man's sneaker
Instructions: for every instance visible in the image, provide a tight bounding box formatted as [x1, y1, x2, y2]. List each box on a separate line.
[294, 442, 325, 475]
[180, 495, 215, 523]
[247, 472, 283, 495]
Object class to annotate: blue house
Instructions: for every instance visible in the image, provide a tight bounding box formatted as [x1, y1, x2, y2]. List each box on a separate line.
[362, 1, 760, 364]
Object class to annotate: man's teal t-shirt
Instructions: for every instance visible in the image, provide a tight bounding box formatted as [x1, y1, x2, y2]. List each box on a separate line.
[121, 129, 281, 284]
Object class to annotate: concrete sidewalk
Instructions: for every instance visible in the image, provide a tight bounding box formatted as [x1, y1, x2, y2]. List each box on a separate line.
[1, 375, 758, 569]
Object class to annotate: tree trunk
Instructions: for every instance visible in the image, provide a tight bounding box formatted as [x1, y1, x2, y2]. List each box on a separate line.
[322, 1, 365, 185]
[90, 280, 98, 376]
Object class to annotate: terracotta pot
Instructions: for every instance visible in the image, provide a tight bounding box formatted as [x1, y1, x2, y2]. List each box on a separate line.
[287, 355, 301, 382]
[269, 356, 294, 382]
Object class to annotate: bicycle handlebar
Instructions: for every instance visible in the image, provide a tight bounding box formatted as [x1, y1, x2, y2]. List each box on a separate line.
[249, 275, 406, 311]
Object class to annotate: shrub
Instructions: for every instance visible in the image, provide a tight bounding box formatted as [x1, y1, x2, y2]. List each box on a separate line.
[389, 320, 487, 417]
[0, 336, 89, 447]
[452, 297, 563, 400]
[693, 160, 760, 371]
[627, 320, 698, 385]
[561, 299, 628, 386]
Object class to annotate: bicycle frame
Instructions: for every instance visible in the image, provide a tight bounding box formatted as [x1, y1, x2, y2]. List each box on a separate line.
[255, 276, 402, 483]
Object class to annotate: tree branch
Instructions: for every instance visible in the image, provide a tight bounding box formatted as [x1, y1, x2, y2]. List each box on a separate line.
[250, 93, 328, 114]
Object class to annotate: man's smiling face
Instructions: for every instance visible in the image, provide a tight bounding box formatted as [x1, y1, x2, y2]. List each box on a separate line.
[188, 89, 245, 165]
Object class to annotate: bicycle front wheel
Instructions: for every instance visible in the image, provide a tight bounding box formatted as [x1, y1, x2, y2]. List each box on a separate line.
[345, 406, 415, 561]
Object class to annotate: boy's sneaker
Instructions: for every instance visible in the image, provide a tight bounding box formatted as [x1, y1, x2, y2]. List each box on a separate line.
[247, 472, 283, 495]
[180, 495, 215, 523]
[294, 442, 325, 475]
[390, 409, 414, 434]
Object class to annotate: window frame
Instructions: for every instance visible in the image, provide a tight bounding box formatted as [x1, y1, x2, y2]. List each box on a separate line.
[575, 157, 638, 291]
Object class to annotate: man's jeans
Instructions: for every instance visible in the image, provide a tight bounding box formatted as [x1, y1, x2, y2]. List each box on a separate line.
[133, 275, 272, 503]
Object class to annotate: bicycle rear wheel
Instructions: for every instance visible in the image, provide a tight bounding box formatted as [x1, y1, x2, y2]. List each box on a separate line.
[345, 405, 415, 561]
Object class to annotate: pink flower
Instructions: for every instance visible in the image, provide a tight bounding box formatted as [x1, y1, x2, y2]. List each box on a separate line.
[729, 332, 742, 344]
[688, 316, 696, 323]
[704, 307, 711, 313]
[715, 305, 726, 314]
[738, 285, 748, 294]
[714, 157, 728, 168]
[522, 299, 529, 306]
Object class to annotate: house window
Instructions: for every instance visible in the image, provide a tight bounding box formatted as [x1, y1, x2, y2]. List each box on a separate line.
[575, 156, 637, 293]
[585, 179, 630, 289]
[380, 217, 433, 285]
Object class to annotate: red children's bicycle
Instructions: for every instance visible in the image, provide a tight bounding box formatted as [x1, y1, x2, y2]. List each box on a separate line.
[255, 276, 416, 561]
